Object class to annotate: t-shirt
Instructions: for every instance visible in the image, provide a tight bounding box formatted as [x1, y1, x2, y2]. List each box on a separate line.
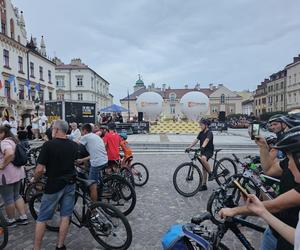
[103, 131, 121, 161]
[272, 158, 300, 250]
[120, 140, 133, 158]
[196, 129, 214, 152]
[37, 138, 78, 194]
[69, 129, 81, 141]
[80, 133, 107, 167]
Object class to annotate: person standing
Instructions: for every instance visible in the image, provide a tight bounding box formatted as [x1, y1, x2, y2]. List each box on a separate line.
[67, 122, 81, 142]
[103, 123, 122, 170]
[186, 118, 214, 191]
[9, 116, 18, 136]
[0, 125, 27, 226]
[31, 114, 40, 140]
[32, 120, 78, 250]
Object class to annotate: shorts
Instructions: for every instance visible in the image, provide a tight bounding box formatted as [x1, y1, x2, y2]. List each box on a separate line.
[202, 150, 213, 160]
[37, 184, 75, 222]
[0, 181, 21, 205]
[89, 164, 107, 185]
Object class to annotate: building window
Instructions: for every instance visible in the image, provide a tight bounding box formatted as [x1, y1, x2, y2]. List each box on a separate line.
[58, 94, 64, 101]
[170, 105, 175, 114]
[262, 98, 266, 104]
[169, 93, 176, 102]
[30, 62, 34, 77]
[212, 106, 218, 113]
[259, 99, 261, 105]
[294, 74, 297, 84]
[294, 93, 297, 103]
[31, 87, 35, 101]
[78, 93, 83, 100]
[281, 82, 284, 89]
[5, 81, 10, 99]
[1, 22, 6, 34]
[220, 94, 225, 104]
[281, 94, 284, 101]
[18, 56, 23, 72]
[56, 76, 65, 87]
[39, 66, 43, 80]
[49, 92, 52, 101]
[19, 85, 24, 100]
[276, 84, 278, 90]
[48, 70, 52, 83]
[17, 35, 20, 43]
[91, 77, 94, 89]
[289, 76, 292, 85]
[275, 95, 278, 102]
[10, 18, 14, 39]
[76, 76, 83, 86]
[3, 49, 9, 67]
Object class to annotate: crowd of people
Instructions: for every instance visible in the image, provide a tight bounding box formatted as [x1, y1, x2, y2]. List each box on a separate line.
[0, 117, 133, 250]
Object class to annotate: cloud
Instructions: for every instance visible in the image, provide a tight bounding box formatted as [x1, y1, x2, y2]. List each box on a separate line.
[13, 0, 300, 103]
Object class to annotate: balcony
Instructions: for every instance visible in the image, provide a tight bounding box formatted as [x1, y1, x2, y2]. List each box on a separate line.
[0, 97, 8, 107]
[17, 100, 35, 110]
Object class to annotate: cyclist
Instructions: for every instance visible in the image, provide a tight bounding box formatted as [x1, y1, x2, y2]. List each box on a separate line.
[119, 133, 133, 168]
[219, 125, 300, 250]
[186, 118, 214, 191]
[103, 123, 122, 171]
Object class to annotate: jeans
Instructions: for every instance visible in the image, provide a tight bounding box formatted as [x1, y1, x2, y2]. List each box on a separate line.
[37, 184, 75, 222]
[260, 227, 277, 250]
[88, 164, 107, 185]
[0, 181, 21, 205]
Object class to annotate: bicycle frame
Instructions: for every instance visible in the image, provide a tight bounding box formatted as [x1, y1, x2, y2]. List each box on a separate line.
[71, 188, 88, 228]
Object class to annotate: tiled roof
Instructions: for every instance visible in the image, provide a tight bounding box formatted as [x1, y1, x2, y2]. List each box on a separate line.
[120, 87, 214, 101]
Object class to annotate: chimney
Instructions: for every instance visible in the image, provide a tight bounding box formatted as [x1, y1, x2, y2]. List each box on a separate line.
[218, 83, 223, 88]
[53, 57, 63, 66]
[71, 58, 82, 65]
[162, 84, 166, 91]
[151, 83, 155, 89]
[209, 83, 214, 90]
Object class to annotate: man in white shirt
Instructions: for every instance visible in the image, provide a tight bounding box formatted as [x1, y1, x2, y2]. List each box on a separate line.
[68, 123, 81, 141]
[9, 116, 18, 135]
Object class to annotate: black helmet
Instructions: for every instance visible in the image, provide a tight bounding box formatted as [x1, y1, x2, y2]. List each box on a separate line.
[265, 135, 277, 145]
[200, 118, 210, 126]
[268, 114, 287, 124]
[284, 113, 300, 128]
[273, 126, 300, 153]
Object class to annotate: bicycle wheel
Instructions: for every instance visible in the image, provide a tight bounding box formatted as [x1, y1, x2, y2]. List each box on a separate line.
[173, 163, 203, 197]
[24, 181, 45, 203]
[87, 202, 132, 250]
[0, 211, 8, 249]
[100, 175, 136, 216]
[131, 162, 149, 186]
[29, 193, 61, 232]
[120, 168, 135, 188]
[214, 157, 237, 186]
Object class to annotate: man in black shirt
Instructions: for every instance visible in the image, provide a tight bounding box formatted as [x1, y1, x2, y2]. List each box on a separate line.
[186, 119, 214, 191]
[32, 120, 78, 250]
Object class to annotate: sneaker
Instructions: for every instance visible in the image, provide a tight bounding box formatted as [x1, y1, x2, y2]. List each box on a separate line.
[199, 185, 208, 191]
[6, 219, 16, 228]
[16, 218, 29, 225]
[56, 245, 66, 250]
[208, 173, 214, 181]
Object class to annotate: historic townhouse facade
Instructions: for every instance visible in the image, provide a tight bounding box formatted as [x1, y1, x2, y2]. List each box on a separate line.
[55, 58, 111, 112]
[0, 0, 56, 125]
[285, 55, 300, 111]
[254, 80, 267, 117]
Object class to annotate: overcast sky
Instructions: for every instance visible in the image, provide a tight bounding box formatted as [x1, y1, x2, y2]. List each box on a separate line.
[13, 0, 300, 103]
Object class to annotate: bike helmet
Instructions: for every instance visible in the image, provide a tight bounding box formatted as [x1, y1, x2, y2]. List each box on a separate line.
[284, 113, 300, 128]
[273, 125, 300, 153]
[200, 118, 210, 126]
[119, 133, 127, 140]
[265, 135, 277, 145]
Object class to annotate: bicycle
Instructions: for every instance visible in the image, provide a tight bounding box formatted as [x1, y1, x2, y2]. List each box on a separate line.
[29, 176, 132, 250]
[173, 149, 237, 197]
[25, 146, 42, 166]
[162, 212, 265, 250]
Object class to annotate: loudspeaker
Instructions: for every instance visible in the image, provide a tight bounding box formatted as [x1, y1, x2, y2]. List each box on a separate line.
[138, 112, 143, 122]
[218, 111, 226, 122]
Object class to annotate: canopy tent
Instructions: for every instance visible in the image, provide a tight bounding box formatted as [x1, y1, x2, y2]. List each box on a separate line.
[100, 104, 128, 113]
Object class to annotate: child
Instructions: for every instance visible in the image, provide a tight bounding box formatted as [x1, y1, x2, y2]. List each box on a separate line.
[119, 133, 133, 167]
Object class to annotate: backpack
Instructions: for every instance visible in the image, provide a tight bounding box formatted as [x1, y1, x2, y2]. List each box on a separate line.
[12, 143, 28, 167]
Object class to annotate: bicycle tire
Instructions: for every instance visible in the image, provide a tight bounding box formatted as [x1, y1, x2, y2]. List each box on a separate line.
[0, 211, 8, 250]
[120, 168, 135, 188]
[173, 163, 203, 197]
[100, 175, 136, 216]
[131, 162, 149, 187]
[29, 192, 61, 232]
[214, 157, 237, 186]
[87, 202, 132, 250]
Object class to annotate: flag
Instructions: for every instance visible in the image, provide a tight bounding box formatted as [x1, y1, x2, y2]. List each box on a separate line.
[7, 75, 15, 84]
[13, 80, 17, 93]
[25, 80, 30, 97]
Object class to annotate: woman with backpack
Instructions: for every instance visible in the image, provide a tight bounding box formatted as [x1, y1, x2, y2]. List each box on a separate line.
[0, 125, 28, 226]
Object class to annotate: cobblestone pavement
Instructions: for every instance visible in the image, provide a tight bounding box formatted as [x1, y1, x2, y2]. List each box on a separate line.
[7, 152, 263, 250]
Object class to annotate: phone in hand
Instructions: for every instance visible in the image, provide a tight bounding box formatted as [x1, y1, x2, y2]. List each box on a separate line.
[250, 123, 260, 140]
[233, 180, 249, 198]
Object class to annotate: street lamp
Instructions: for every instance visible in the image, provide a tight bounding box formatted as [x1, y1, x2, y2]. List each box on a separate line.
[34, 97, 40, 116]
